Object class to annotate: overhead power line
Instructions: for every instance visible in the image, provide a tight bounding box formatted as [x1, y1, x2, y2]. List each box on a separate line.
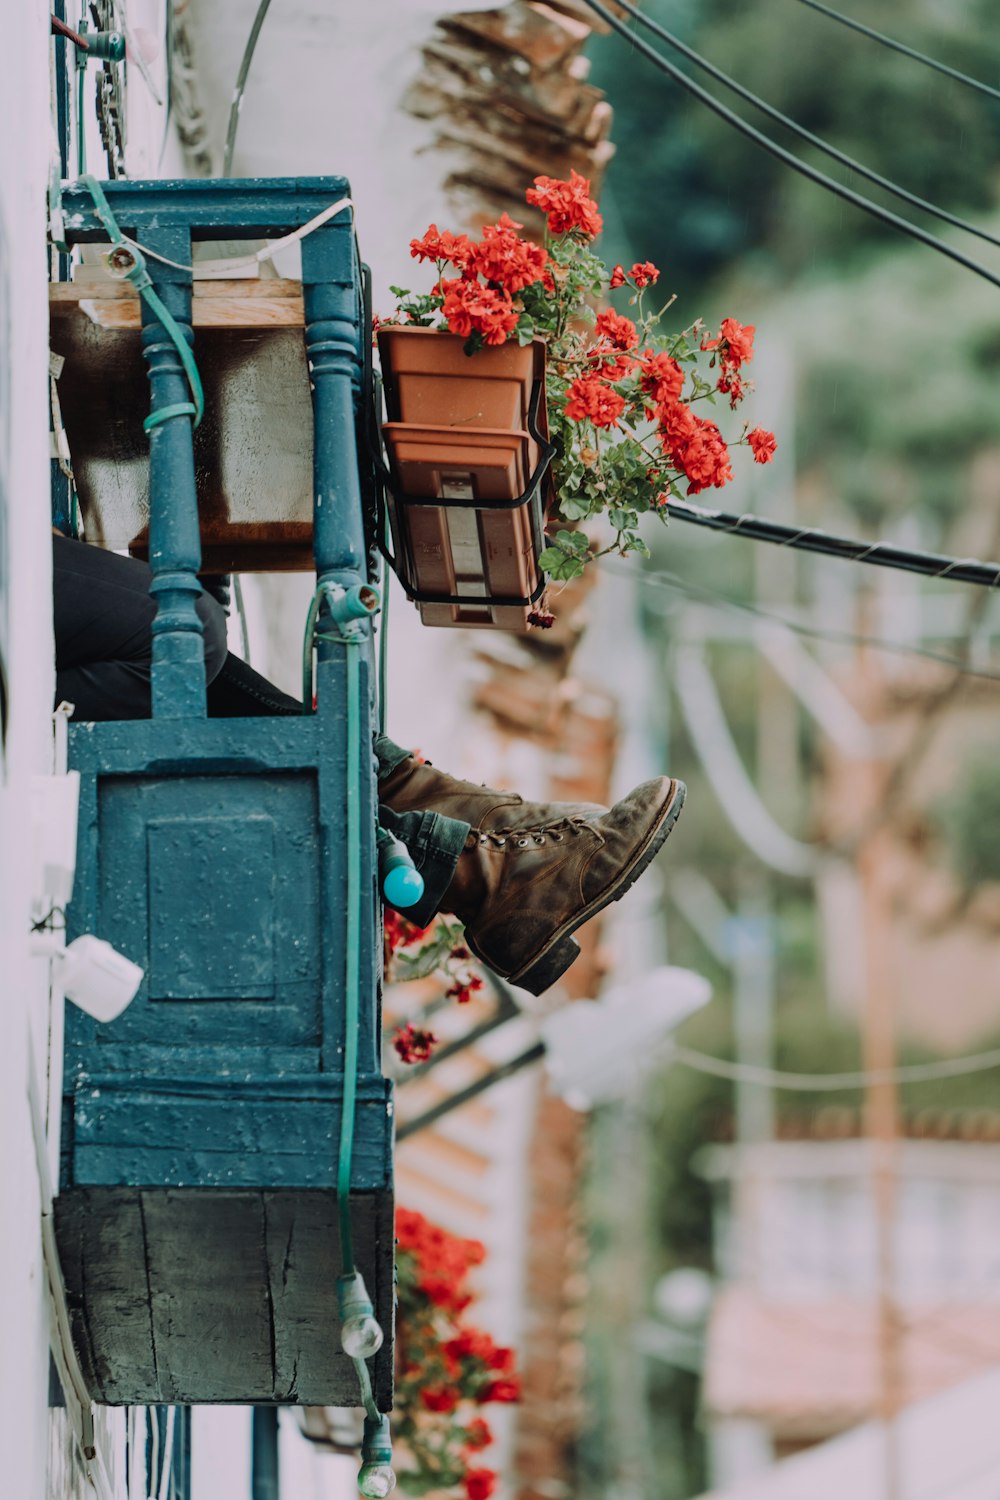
[579, 0, 1000, 292]
[598, 559, 1000, 683]
[666, 498, 1000, 590]
[601, 0, 1000, 251]
[797, 0, 1000, 105]
[222, 0, 274, 177]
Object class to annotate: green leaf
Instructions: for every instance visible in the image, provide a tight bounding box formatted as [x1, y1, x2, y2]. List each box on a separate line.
[554, 528, 589, 553]
[539, 548, 586, 581]
[609, 507, 639, 530]
[558, 493, 592, 521]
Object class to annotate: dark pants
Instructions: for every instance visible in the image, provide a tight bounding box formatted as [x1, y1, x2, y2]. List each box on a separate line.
[52, 535, 467, 923]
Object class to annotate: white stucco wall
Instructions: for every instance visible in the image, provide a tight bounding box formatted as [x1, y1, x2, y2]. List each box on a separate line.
[0, 5, 66, 1498]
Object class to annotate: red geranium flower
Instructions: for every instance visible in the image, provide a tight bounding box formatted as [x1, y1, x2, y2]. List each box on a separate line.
[717, 370, 747, 409]
[594, 308, 639, 350]
[480, 1376, 521, 1404]
[421, 1384, 461, 1414]
[447, 973, 484, 1005]
[660, 403, 733, 495]
[441, 278, 520, 346]
[470, 213, 549, 293]
[526, 170, 603, 239]
[565, 375, 625, 429]
[463, 1417, 493, 1452]
[384, 910, 431, 954]
[639, 350, 684, 407]
[609, 263, 627, 288]
[410, 224, 475, 269]
[629, 260, 660, 288]
[392, 1023, 437, 1065]
[464, 1469, 498, 1500]
[702, 316, 755, 373]
[747, 426, 777, 463]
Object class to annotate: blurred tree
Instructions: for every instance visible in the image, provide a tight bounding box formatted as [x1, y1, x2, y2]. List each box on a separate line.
[588, 0, 1000, 295]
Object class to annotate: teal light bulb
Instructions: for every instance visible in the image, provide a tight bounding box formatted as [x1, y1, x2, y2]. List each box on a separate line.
[383, 865, 424, 909]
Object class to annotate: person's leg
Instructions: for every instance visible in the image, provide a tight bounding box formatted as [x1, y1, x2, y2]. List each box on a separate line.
[205, 651, 302, 717]
[53, 534, 227, 721]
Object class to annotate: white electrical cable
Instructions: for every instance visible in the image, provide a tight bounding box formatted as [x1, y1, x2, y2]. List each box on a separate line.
[672, 1041, 1000, 1090]
[147, 1407, 158, 1500]
[673, 639, 820, 877]
[111, 194, 354, 276]
[156, 1406, 175, 1500]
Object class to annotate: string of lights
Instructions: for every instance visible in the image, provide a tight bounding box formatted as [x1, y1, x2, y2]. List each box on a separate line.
[599, 0, 1000, 251]
[797, 0, 1000, 105]
[578, 0, 1000, 292]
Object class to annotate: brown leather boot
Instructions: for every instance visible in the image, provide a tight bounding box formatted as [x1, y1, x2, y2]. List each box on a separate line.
[378, 755, 605, 833]
[440, 777, 686, 995]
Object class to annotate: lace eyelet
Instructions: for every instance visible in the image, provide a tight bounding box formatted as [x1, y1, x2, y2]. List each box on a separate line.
[551, 831, 563, 841]
[517, 837, 529, 848]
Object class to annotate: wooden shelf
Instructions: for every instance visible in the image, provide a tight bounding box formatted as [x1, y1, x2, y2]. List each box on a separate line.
[49, 276, 305, 330]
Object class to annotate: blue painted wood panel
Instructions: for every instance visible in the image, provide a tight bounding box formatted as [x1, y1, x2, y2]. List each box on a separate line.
[54, 176, 392, 1409]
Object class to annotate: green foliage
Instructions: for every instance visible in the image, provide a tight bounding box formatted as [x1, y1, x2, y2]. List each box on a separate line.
[588, 0, 1000, 292]
[936, 755, 1000, 887]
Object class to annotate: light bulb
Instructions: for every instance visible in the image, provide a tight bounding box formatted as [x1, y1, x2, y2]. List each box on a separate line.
[341, 1312, 384, 1360]
[337, 1272, 384, 1359]
[357, 1461, 396, 1498]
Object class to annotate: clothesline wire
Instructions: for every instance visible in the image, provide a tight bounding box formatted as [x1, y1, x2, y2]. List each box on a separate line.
[597, 559, 1000, 683]
[578, 0, 1000, 293]
[671, 1041, 1000, 1090]
[665, 497, 1000, 590]
[602, 0, 1000, 250]
[797, 0, 1000, 105]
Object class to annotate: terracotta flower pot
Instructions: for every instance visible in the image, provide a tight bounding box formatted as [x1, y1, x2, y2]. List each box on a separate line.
[377, 327, 541, 431]
[376, 328, 553, 633]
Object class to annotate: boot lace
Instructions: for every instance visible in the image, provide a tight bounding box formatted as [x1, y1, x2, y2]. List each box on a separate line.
[476, 816, 593, 849]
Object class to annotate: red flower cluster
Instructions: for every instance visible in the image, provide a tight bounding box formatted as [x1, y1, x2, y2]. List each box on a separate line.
[410, 224, 474, 270]
[396, 1206, 486, 1314]
[394, 1206, 521, 1500]
[589, 308, 640, 379]
[471, 212, 548, 293]
[639, 350, 684, 407]
[444, 1328, 517, 1375]
[421, 1384, 460, 1414]
[392, 1023, 437, 1064]
[409, 210, 549, 346]
[441, 277, 520, 347]
[747, 426, 777, 464]
[565, 374, 625, 429]
[526, 169, 603, 239]
[659, 402, 733, 495]
[610, 260, 661, 289]
[384, 909, 431, 956]
[527, 607, 556, 630]
[702, 317, 756, 408]
[447, 972, 485, 1005]
[463, 1418, 493, 1452]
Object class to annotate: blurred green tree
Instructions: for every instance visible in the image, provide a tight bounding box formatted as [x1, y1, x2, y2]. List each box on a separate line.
[589, 0, 1000, 294]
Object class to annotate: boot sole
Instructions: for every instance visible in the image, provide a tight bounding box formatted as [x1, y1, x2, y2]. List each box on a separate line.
[508, 778, 687, 996]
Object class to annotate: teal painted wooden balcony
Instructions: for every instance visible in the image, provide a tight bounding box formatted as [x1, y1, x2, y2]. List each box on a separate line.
[52, 177, 393, 1409]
